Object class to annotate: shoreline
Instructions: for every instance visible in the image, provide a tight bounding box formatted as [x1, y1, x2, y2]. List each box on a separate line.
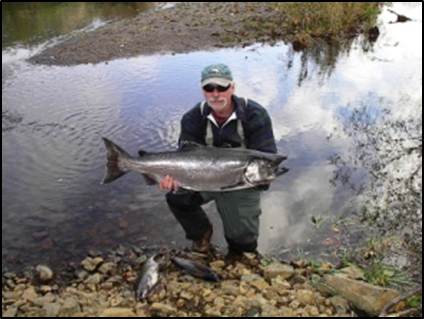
[29, 3, 280, 66]
[27, 2, 385, 67]
[3, 245, 413, 317]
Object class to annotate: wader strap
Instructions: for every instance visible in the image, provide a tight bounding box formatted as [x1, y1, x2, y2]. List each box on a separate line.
[200, 101, 214, 146]
[237, 117, 245, 148]
[200, 99, 248, 148]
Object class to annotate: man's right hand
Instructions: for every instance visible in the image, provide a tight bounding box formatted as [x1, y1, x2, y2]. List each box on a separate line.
[159, 175, 180, 190]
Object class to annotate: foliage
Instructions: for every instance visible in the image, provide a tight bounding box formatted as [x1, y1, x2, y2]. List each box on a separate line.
[271, 2, 385, 47]
[406, 295, 422, 309]
[361, 259, 412, 287]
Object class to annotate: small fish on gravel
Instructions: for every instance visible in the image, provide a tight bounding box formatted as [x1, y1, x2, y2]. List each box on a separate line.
[134, 255, 159, 300]
[171, 256, 222, 282]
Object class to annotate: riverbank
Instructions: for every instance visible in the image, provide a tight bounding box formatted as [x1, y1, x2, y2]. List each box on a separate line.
[28, 2, 382, 66]
[4, 246, 417, 317]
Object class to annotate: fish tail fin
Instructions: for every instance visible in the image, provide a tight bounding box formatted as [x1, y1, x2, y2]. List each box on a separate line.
[101, 137, 132, 184]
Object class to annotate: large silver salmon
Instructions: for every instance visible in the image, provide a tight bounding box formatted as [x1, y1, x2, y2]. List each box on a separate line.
[101, 137, 287, 192]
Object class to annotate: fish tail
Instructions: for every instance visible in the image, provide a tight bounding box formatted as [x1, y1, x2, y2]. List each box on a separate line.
[101, 137, 131, 184]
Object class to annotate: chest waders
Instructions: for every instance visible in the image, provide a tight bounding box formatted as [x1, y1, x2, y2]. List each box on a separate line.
[197, 98, 261, 253]
[166, 97, 262, 255]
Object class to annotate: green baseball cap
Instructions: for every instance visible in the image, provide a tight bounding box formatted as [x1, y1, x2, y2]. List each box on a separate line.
[201, 63, 233, 87]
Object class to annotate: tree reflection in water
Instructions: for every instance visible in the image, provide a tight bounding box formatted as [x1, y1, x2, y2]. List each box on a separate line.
[330, 96, 422, 283]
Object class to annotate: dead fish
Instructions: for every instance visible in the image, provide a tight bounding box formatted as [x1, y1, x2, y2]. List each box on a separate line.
[101, 137, 287, 192]
[134, 255, 159, 300]
[171, 256, 221, 282]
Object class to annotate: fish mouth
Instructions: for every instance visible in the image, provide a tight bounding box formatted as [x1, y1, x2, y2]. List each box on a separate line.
[260, 178, 275, 185]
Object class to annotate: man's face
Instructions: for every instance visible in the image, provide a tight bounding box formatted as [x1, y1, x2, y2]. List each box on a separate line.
[202, 83, 235, 113]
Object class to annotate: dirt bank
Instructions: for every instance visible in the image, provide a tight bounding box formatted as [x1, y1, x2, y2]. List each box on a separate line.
[28, 2, 292, 66]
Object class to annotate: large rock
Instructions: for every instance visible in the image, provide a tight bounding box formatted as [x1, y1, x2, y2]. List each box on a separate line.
[263, 262, 295, 281]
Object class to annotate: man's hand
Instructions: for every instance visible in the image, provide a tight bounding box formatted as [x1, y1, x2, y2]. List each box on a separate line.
[159, 175, 180, 190]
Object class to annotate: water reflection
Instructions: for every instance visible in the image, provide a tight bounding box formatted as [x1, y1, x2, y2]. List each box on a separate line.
[323, 3, 422, 267]
[2, 2, 156, 48]
[2, 3, 422, 269]
[331, 99, 422, 242]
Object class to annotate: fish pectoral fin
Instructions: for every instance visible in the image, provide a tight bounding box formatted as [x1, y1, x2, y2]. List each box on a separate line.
[220, 181, 246, 190]
[141, 174, 158, 185]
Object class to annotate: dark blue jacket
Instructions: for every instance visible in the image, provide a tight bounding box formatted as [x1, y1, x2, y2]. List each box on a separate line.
[179, 95, 277, 153]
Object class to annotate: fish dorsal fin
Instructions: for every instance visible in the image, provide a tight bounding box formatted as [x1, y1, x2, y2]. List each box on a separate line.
[179, 140, 204, 151]
[138, 149, 148, 157]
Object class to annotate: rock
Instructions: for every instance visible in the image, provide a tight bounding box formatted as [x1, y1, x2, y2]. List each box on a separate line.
[42, 302, 61, 317]
[296, 289, 316, 306]
[60, 297, 81, 317]
[99, 308, 136, 317]
[22, 286, 38, 302]
[150, 302, 177, 316]
[205, 305, 223, 317]
[210, 260, 226, 270]
[280, 306, 295, 317]
[84, 273, 103, 285]
[81, 257, 104, 272]
[98, 262, 116, 275]
[3, 306, 18, 317]
[263, 261, 295, 281]
[36, 265, 54, 282]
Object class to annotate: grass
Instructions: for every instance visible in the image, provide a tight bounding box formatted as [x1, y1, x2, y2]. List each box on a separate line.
[341, 236, 416, 288]
[361, 260, 412, 287]
[406, 295, 422, 308]
[233, 2, 386, 50]
[222, 2, 388, 82]
[271, 2, 385, 46]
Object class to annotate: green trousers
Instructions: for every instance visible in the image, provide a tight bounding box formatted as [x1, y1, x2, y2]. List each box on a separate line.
[166, 189, 262, 253]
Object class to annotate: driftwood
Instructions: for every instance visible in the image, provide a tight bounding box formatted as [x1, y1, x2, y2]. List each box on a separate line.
[384, 308, 422, 317]
[379, 288, 422, 317]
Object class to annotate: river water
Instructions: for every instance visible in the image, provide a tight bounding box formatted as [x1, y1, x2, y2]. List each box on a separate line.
[2, 2, 422, 270]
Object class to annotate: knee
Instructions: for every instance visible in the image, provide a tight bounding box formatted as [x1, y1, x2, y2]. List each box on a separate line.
[166, 191, 203, 210]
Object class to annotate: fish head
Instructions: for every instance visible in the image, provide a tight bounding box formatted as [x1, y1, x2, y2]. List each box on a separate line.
[245, 158, 281, 184]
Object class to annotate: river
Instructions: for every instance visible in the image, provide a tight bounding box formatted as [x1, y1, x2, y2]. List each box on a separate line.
[2, 2, 422, 270]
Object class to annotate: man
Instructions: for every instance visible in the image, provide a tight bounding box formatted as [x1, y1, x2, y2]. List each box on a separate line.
[160, 63, 277, 255]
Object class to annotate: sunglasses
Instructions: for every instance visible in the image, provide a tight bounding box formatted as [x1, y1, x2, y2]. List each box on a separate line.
[202, 84, 231, 93]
